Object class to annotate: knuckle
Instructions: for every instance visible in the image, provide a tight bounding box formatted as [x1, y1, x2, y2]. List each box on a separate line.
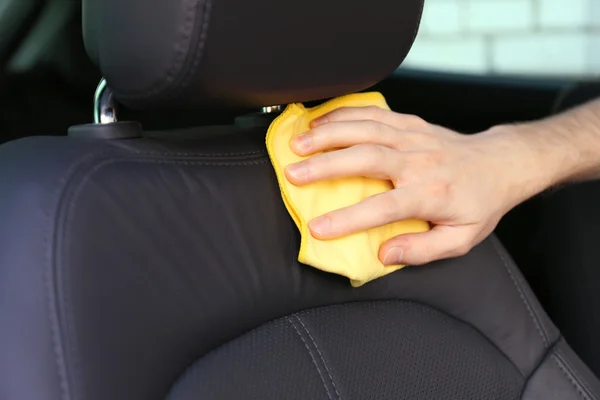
[415, 243, 435, 265]
[403, 131, 435, 149]
[365, 105, 385, 121]
[303, 153, 327, 176]
[395, 113, 428, 130]
[325, 107, 349, 120]
[317, 151, 334, 168]
[426, 180, 452, 199]
[369, 143, 385, 158]
[391, 134, 419, 152]
[378, 192, 402, 220]
[409, 150, 443, 169]
[405, 114, 428, 128]
[360, 120, 386, 136]
[422, 150, 445, 167]
[308, 125, 325, 142]
[356, 143, 383, 166]
[392, 169, 414, 186]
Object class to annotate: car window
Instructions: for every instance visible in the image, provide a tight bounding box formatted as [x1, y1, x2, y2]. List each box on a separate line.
[401, 0, 600, 78]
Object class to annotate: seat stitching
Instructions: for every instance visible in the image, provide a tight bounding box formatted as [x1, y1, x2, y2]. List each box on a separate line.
[129, 150, 265, 157]
[556, 348, 597, 400]
[491, 236, 549, 346]
[115, 0, 199, 99]
[47, 150, 113, 400]
[52, 151, 269, 399]
[552, 354, 590, 400]
[286, 317, 334, 400]
[172, 0, 212, 99]
[116, 0, 213, 102]
[55, 153, 542, 400]
[519, 339, 560, 398]
[294, 315, 341, 400]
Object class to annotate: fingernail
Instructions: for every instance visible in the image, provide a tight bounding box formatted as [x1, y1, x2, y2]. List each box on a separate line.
[292, 133, 312, 152]
[309, 216, 331, 236]
[383, 247, 403, 266]
[286, 163, 308, 179]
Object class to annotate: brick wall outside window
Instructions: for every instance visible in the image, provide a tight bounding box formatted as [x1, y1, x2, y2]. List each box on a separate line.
[402, 0, 600, 77]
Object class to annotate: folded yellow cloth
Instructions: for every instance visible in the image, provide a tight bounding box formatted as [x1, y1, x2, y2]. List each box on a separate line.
[266, 92, 430, 287]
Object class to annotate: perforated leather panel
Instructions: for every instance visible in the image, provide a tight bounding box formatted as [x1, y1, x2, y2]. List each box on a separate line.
[168, 301, 523, 400]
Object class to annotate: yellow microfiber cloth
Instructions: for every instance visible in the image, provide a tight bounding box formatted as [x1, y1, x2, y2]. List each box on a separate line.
[266, 92, 430, 287]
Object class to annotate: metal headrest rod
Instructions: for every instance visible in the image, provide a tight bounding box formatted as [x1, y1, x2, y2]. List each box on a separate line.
[68, 78, 141, 139]
[91, 77, 283, 133]
[94, 78, 118, 124]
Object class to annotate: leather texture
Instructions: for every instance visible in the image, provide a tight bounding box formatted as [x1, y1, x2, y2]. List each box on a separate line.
[1, 126, 599, 399]
[168, 301, 524, 400]
[522, 340, 600, 400]
[82, 0, 424, 110]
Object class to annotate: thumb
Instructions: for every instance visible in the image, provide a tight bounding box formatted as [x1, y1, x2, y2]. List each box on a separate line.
[379, 225, 475, 266]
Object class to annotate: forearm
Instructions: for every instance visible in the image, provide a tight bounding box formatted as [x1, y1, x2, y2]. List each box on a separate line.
[489, 98, 600, 189]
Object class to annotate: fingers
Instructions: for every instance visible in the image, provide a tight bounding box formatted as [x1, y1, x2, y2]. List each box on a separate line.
[308, 188, 435, 240]
[311, 106, 428, 131]
[285, 144, 399, 184]
[290, 107, 431, 157]
[290, 120, 402, 156]
[379, 225, 476, 266]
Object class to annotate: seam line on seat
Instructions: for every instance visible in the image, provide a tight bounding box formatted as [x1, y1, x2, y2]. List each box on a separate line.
[114, 0, 199, 99]
[127, 149, 266, 157]
[48, 150, 113, 400]
[115, 0, 213, 102]
[294, 315, 341, 400]
[556, 348, 597, 400]
[519, 338, 559, 399]
[171, 0, 212, 100]
[552, 354, 590, 400]
[491, 236, 549, 346]
[53, 151, 269, 399]
[287, 317, 335, 400]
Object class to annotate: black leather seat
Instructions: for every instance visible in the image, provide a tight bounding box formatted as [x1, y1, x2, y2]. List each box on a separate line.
[1, 0, 600, 399]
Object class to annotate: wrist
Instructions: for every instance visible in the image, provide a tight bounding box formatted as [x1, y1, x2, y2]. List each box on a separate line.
[491, 99, 600, 187]
[479, 122, 571, 200]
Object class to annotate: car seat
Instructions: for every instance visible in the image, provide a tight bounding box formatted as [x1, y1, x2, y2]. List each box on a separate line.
[1, 0, 600, 399]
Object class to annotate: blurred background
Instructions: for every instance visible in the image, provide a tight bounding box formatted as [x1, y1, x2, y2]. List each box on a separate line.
[404, 0, 600, 78]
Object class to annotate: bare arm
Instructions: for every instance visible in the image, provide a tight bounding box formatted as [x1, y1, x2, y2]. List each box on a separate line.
[495, 98, 600, 186]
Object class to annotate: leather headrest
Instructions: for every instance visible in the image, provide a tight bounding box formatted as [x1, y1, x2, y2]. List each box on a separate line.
[83, 0, 424, 110]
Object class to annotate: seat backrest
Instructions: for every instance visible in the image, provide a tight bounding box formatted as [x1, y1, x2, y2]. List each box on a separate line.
[1, 0, 600, 399]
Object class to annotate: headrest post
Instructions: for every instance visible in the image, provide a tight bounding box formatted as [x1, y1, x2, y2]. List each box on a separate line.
[94, 78, 118, 124]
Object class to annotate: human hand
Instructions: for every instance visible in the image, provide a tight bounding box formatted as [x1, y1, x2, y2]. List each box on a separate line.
[284, 106, 549, 266]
